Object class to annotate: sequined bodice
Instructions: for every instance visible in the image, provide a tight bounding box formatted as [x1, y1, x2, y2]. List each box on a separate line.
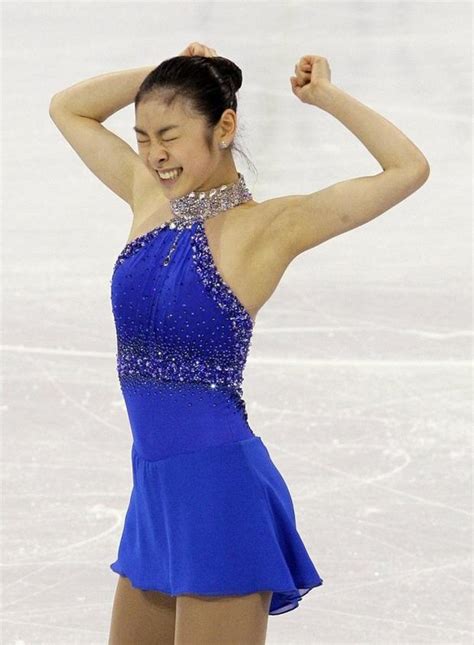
[110, 216, 254, 400]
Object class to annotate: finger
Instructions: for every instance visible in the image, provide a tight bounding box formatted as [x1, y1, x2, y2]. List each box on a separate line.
[295, 68, 309, 83]
[295, 62, 311, 75]
[289, 76, 301, 94]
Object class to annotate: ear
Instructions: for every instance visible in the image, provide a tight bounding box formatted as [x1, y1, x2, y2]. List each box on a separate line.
[220, 108, 237, 137]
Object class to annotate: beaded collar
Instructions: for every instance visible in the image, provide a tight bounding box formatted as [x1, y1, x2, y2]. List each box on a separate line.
[169, 172, 253, 223]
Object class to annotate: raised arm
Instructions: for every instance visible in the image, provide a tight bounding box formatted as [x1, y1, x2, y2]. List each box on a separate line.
[49, 65, 158, 208]
[269, 55, 430, 261]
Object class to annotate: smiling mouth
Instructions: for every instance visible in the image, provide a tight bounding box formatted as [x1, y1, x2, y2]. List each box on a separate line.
[156, 168, 183, 182]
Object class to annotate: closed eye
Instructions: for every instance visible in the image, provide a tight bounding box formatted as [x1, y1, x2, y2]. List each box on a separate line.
[137, 138, 177, 144]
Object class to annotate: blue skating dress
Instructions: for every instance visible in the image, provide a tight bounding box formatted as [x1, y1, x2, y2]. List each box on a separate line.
[109, 180, 324, 615]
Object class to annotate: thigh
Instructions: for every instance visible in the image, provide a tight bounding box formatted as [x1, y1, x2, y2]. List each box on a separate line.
[108, 574, 176, 645]
[175, 591, 273, 645]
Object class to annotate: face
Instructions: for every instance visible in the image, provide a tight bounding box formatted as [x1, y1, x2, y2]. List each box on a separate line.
[134, 95, 237, 197]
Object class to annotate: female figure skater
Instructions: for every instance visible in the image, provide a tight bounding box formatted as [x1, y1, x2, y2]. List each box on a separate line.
[49, 41, 429, 645]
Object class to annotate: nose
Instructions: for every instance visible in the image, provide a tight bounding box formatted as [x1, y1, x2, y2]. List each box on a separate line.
[148, 143, 169, 167]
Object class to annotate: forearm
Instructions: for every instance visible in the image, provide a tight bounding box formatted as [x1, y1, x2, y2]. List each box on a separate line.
[313, 83, 429, 172]
[49, 65, 156, 122]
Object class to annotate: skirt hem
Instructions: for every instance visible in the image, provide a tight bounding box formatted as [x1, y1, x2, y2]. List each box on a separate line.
[110, 563, 324, 616]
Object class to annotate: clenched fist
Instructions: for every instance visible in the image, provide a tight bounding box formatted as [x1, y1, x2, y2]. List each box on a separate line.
[290, 55, 332, 106]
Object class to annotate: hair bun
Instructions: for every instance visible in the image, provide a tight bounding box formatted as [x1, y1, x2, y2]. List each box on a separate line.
[209, 56, 242, 94]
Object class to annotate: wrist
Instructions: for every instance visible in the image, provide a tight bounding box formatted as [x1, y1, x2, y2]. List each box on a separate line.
[308, 81, 342, 111]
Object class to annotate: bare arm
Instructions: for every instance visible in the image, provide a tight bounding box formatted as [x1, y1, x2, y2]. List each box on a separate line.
[314, 82, 429, 171]
[273, 67, 430, 259]
[49, 66, 160, 207]
[50, 65, 156, 121]
[49, 39, 217, 119]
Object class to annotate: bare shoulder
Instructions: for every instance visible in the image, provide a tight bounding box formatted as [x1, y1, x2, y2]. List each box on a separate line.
[233, 194, 299, 231]
[243, 194, 302, 262]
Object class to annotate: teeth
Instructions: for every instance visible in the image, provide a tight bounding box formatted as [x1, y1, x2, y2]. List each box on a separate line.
[158, 168, 182, 180]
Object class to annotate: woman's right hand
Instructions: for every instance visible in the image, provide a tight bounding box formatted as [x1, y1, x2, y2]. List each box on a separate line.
[179, 42, 218, 58]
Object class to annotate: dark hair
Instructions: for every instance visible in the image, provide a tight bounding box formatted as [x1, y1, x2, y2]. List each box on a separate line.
[134, 55, 257, 179]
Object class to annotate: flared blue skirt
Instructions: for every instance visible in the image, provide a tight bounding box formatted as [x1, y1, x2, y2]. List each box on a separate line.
[110, 433, 324, 615]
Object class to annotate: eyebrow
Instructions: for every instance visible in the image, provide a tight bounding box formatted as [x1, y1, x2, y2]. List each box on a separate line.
[133, 124, 179, 136]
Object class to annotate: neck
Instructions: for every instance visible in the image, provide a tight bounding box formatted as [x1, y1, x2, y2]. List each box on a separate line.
[195, 169, 240, 193]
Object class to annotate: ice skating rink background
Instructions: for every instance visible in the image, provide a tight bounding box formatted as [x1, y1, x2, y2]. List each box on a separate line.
[2, 1, 472, 643]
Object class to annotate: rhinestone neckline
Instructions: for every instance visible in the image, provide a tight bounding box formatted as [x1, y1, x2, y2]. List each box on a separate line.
[168, 171, 253, 223]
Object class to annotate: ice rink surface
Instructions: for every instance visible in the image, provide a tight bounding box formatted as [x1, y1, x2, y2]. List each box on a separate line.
[1, 1, 472, 643]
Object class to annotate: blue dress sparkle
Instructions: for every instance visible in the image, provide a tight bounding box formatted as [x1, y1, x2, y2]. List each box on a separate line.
[109, 185, 324, 615]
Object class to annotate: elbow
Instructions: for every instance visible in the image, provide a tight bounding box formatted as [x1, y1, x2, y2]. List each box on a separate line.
[402, 158, 431, 186]
[415, 161, 430, 185]
[408, 162, 430, 191]
[49, 94, 62, 116]
[387, 154, 431, 183]
[412, 152, 431, 182]
[49, 92, 70, 115]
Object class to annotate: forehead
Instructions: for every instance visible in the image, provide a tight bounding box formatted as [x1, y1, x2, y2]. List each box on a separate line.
[136, 96, 184, 118]
[134, 97, 196, 132]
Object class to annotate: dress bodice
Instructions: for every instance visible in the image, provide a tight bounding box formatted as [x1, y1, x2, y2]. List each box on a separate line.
[110, 217, 254, 400]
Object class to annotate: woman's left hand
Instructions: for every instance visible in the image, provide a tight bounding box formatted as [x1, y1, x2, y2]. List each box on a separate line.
[290, 55, 332, 106]
[179, 42, 218, 58]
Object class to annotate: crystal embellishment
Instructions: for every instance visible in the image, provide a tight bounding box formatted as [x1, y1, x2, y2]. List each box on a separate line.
[168, 172, 252, 225]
